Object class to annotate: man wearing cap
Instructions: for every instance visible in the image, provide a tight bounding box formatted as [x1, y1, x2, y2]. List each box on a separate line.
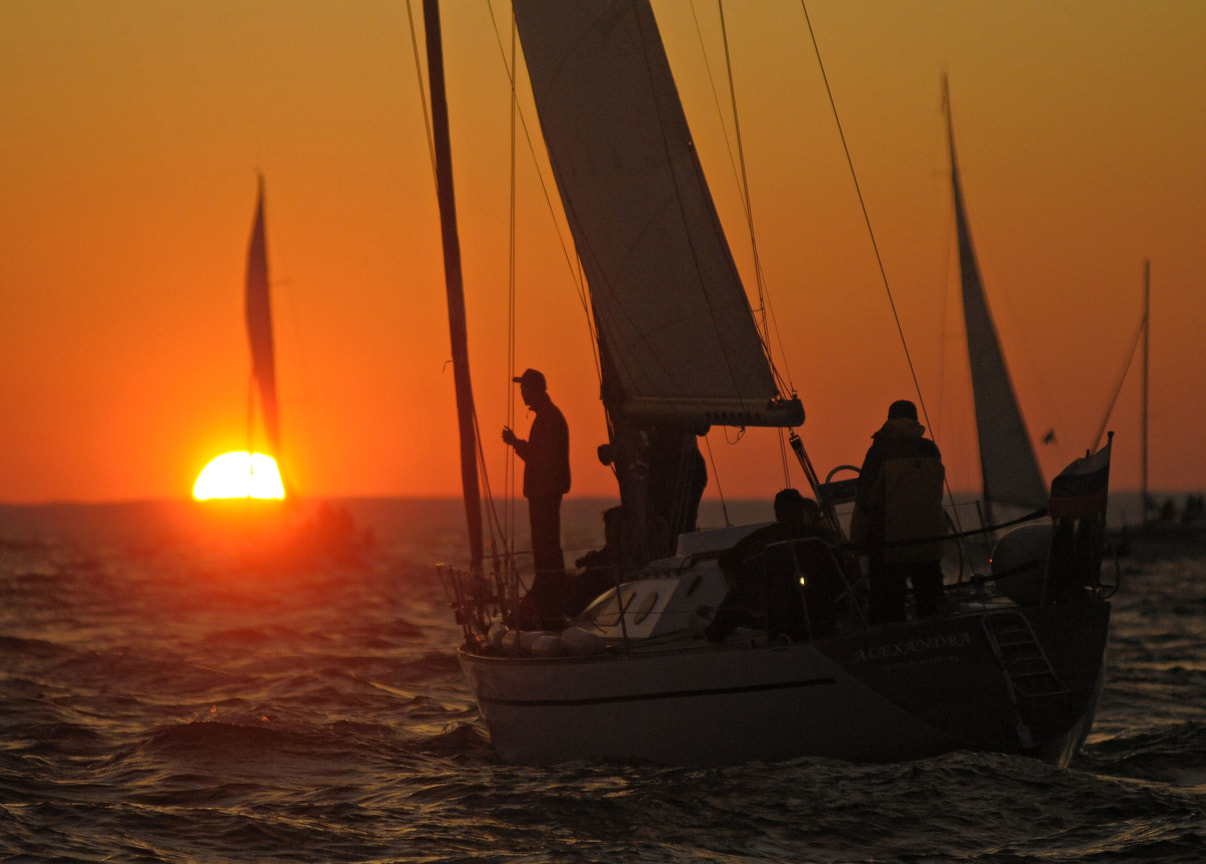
[503, 368, 571, 627]
[850, 399, 947, 624]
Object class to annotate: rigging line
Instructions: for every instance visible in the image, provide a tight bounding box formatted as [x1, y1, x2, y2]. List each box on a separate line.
[505, 9, 518, 547]
[936, 157, 966, 536]
[406, 0, 437, 180]
[717, 3, 767, 357]
[779, 426, 792, 488]
[485, 2, 601, 387]
[716, 0, 794, 486]
[689, 3, 744, 215]
[936, 162, 956, 447]
[840, 507, 1048, 550]
[798, 1, 927, 415]
[1092, 312, 1145, 451]
[690, 1, 789, 394]
[702, 434, 731, 527]
[712, 2, 795, 400]
[471, 405, 512, 561]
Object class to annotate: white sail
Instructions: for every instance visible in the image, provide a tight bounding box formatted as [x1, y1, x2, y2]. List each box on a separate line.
[946, 97, 1046, 513]
[513, 0, 801, 428]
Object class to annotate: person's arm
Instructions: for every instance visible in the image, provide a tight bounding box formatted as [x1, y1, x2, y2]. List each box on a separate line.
[503, 426, 532, 461]
[848, 450, 881, 547]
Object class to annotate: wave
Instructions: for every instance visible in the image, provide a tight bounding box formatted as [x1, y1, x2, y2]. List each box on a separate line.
[1082, 722, 1206, 787]
[0, 634, 74, 660]
[146, 720, 309, 757]
[408, 721, 493, 758]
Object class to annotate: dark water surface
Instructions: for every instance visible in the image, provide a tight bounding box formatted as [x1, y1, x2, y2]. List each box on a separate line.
[2, 499, 1204, 863]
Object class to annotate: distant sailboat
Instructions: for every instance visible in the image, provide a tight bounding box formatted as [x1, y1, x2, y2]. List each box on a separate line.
[1101, 261, 1206, 557]
[192, 178, 285, 502]
[944, 80, 1046, 528]
[195, 174, 366, 567]
[244, 176, 285, 493]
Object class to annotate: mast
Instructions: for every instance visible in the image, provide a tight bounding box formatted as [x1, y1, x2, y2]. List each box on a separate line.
[1142, 258, 1150, 521]
[424, 0, 483, 571]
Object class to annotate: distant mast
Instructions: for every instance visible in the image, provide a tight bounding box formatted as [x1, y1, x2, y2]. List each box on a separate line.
[245, 176, 283, 485]
[424, 0, 484, 572]
[1142, 258, 1150, 521]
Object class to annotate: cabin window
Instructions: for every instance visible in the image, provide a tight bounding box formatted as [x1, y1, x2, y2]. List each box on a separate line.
[588, 594, 620, 627]
[586, 587, 635, 628]
[633, 591, 659, 624]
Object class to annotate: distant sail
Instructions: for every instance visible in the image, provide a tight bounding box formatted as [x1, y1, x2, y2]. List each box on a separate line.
[513, 0, 800, 428]
[245, 177, 281, 458]
[945, 89, 1046, 512]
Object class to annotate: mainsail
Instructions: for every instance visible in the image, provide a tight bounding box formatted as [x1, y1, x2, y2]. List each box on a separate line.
[945, 87, 1046, 514]
[513, 0, 801, 429]
[245, 176, 281, 460]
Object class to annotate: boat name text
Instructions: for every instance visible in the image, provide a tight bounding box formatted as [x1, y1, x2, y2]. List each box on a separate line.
[854, 631, 972, 663]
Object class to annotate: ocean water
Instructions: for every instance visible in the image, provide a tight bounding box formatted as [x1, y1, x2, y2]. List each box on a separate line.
[2, 497, 1205, 864]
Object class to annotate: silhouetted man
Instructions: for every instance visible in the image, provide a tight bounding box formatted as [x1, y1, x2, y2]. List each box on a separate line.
[850, 399, 947, 623]
[503, 368, 571, 628]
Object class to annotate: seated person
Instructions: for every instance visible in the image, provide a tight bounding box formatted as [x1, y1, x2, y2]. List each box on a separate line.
[707, 489, 840, 641]
[568, 506, 624, 616]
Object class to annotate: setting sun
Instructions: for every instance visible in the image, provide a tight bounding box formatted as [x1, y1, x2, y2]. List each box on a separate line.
[193, 451, 285, 500]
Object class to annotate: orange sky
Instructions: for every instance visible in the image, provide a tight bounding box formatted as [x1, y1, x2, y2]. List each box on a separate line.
[2, 1, 1204, 504]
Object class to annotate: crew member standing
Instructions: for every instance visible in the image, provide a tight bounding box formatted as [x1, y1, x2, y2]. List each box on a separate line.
[849, 399, 947, 623]
[503, 368, 571, 627]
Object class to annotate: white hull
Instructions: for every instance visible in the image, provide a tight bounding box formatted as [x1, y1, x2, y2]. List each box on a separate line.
[461, 641, 953, 765]
[459, 598, 1108, 767]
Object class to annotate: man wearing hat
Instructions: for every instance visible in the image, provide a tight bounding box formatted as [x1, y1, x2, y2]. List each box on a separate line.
[503, 368, 571, 627]
[849, 399, 947, 624]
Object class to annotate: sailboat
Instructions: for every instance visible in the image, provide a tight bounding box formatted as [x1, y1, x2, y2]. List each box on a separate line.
[198, 178, 368, 567]
[945, 82, 1047, 528]
[245, 175, 285, 491]
[943, 82, 1069, 603]
[432, 1, 1114, 767]
[1104, 262, 1206, 558]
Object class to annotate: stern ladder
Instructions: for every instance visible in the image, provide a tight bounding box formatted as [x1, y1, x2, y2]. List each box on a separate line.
[982, 611, 1071, 748]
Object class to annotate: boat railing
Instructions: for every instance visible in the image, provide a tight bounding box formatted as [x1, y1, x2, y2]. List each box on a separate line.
[760, 536, 868, 639]
[437, 563, 502, 643]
